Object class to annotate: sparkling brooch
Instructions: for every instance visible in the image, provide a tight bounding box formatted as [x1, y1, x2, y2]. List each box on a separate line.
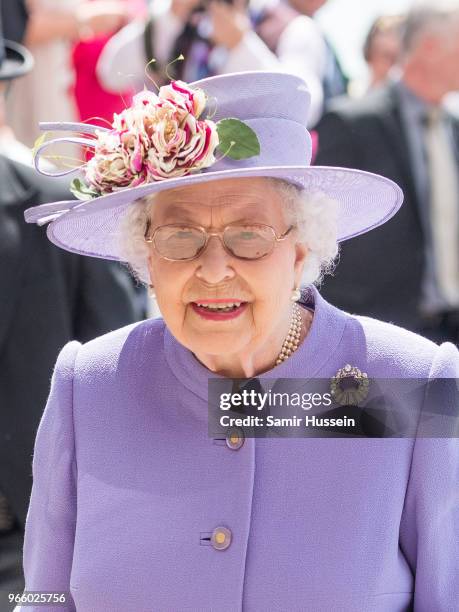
[330, 364, 370, 406]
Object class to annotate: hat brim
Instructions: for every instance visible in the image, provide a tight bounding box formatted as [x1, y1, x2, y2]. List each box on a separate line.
[0, 40, 34, 81]
[25, 164, 403, 261]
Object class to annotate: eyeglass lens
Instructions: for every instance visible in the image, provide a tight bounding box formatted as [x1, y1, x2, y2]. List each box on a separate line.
[153, 225, 276, 260]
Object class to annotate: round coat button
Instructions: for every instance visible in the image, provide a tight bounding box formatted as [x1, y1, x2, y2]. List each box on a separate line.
[211, 526, 232, 550]
[225, 427, 245, 450]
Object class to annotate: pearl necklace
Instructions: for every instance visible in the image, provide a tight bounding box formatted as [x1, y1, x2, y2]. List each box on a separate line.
[275, 302, 304, 365]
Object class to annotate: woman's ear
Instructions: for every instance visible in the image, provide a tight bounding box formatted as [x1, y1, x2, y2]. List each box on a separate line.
[294, 242, 309, 286]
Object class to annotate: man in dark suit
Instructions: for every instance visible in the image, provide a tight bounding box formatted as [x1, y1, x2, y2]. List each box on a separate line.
[0, 11, 146, 606]
[315, 6, 459, 344]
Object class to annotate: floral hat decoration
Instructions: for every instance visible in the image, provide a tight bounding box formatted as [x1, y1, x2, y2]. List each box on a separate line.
[71, 80, 260, 199]
[25, 70, 403, 261]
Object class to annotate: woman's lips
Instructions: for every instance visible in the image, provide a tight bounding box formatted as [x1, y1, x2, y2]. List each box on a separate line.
[190, 301, 248, 320]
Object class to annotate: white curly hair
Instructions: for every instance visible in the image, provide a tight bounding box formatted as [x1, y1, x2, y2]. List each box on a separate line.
[117, 177, 340, 289]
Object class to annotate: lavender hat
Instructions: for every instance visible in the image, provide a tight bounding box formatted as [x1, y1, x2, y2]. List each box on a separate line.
[24, 71, 403, 260]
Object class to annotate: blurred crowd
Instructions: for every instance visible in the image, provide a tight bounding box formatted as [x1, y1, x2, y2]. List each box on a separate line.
[0, 0, 459, 606]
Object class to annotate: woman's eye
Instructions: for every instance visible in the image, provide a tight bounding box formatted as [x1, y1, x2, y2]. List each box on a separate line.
[239, 231, 256, 240]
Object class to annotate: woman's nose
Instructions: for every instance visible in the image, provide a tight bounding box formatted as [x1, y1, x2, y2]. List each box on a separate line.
[194, 234, 236, 284]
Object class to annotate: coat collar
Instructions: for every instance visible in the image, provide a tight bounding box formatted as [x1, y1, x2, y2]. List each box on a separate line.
[162, 285, 349, 413]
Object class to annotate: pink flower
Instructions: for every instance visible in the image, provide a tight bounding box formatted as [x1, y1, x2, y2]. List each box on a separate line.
[83, 80, 218, 195]
[85, 130, 148, 194]
[145, 101, 219, 180]
[158, 81, 207, 117]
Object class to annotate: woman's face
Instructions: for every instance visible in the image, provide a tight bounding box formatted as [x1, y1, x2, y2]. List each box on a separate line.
[146, 177, 308, 358]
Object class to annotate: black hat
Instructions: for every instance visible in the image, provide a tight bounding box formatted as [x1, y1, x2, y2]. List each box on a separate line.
[0, 3, 33, 81]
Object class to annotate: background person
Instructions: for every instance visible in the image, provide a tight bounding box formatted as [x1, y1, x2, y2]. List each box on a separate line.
[269, 0, 348, 105]
[362, 14, 405, 89]
[315, 4, 459, 344]
[97, 0, 281, 90]
[3, 0, 131, 148]
[71, 0, 148, 128]
[97, 0, 330, 127]
[0, 12, 146, 607]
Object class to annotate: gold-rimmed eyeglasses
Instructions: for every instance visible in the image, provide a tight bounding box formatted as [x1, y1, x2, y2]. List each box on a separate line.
[144, 222, 296, 261]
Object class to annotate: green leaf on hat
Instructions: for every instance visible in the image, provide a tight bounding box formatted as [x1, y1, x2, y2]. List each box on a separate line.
[216, 118, 260, 160]
[69, 178, 99, 201]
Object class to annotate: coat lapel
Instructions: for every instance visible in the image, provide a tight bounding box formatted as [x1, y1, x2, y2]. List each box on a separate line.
[379, 83, 420, 220]
[0, 156, 39, 353]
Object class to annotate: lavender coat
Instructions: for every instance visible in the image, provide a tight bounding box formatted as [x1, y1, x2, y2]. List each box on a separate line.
[17, 286, 459, 611]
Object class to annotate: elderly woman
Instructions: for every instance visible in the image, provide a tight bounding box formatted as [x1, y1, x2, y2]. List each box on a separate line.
[15, 71, 458, 612]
